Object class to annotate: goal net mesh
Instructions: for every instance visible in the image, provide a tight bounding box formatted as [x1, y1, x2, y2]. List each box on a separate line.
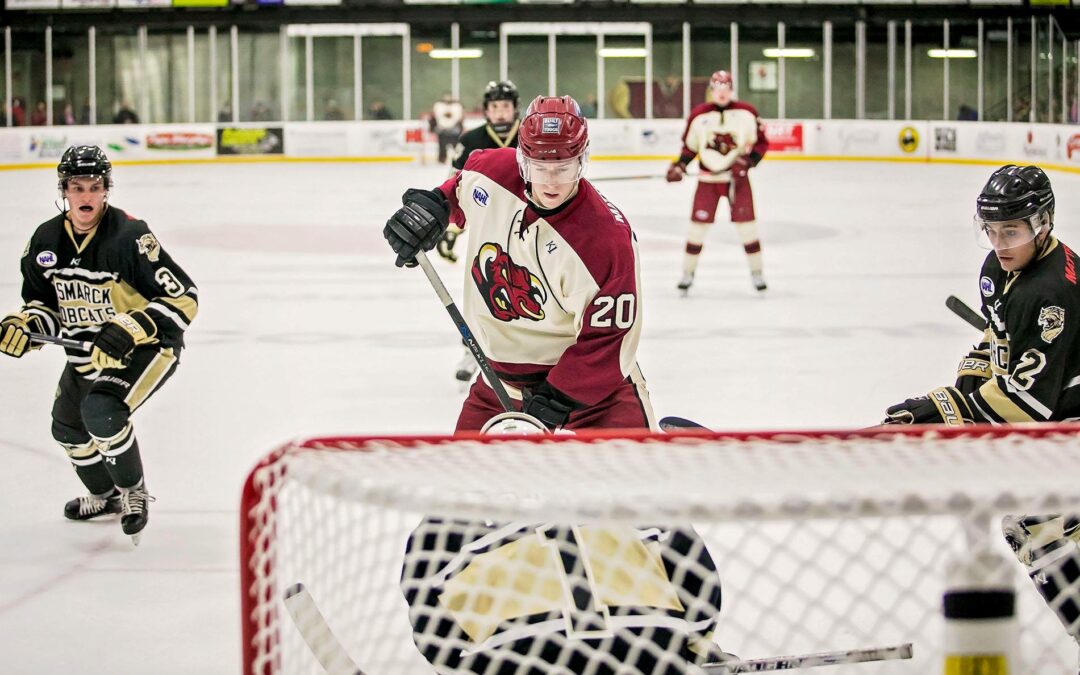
[241, 425, 1080, 674]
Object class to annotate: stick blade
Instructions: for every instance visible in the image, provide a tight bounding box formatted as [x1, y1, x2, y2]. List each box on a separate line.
[282, 582, 365, 675]
[705, 642, 913, 673]
[659, 416, 710, 431]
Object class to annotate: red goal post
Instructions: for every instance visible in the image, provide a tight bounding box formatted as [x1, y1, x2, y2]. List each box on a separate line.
[241, 424, 1080, 674]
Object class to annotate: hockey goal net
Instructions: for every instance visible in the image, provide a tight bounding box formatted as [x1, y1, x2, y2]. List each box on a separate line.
[241, 425, 1080, 674]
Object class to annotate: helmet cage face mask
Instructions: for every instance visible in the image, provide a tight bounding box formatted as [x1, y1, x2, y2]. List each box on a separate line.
[516, 148, 588, 185]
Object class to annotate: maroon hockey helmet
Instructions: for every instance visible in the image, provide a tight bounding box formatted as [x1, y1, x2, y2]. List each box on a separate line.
[517, 95, 589, 184]
[710, 70, 733, 89]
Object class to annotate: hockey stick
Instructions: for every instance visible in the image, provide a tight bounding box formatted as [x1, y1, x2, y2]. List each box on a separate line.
[415, 250, 515, 413]
[283, 583, 365, 675]
[945, 295, 987, 332]
[703, 642, 913, 673]
[590, 172, 700, 183]
[28, 331, 92, 351]
[659, 415, 710, 431]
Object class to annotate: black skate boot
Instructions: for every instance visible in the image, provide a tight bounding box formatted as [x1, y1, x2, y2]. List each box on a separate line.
[677, 272, 694, 296]
[64, 490, 122, 521]
[752, 272, 767, 293]
[119, 483, 154, 546]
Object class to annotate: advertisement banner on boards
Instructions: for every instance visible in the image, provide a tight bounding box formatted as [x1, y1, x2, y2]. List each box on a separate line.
[217, 127, 284, 155]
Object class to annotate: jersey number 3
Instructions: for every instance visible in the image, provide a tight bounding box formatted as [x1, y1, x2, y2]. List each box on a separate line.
[590, 294, 635, 329]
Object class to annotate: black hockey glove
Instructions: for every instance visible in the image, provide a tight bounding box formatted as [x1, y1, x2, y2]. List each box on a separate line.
[954, 349, 992, 396]
[384, 188, 450, 268]
[522, 382, 578, 430]
[883, 386, 974, 426]
[90, 310, 157, 370]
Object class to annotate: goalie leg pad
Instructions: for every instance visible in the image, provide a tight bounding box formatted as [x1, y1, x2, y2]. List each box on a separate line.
[1003, 514, 1080, 640]
[400, 518, 725, 674]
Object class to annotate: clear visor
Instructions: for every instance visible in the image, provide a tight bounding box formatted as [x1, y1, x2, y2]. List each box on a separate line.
[517, 150, 587, 185]
[973, 214, 1046, 250]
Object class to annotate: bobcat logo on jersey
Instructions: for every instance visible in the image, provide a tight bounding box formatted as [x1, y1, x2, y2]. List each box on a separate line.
[472, 242, 547, 322]
[400, 518, 725, 675]
[1038, 306, 1065, 344]
[137, 234, 161, 262]
[707, 132, 737, 156]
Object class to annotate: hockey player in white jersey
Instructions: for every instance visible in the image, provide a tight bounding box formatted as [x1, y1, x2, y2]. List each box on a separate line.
[667, 70, 769, 295]
[384, 95, 655, 432]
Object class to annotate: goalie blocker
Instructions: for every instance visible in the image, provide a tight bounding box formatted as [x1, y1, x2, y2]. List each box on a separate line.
[399, 517, 731, 674]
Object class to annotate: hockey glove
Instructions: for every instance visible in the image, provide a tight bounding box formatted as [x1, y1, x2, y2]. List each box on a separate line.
[436, 229, 460, 263]
[883, 386, 974, 426]
[384, 188, 450, 268]
[665, 162, 686, 183]
[0, 311, 48, 358]
[954, 349, 992, 396]
[91, 310, 157, 370]
[730, 156, 751, 179]
[522, 382, 577, 430]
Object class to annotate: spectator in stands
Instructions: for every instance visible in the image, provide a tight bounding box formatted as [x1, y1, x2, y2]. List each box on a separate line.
[30, 101, 47, 126]
[249, 100, 273, 122]
[56, 102, 76, 126]
[579, 94, 598, 118]
[368, 100, 392, 120]
[0, 101, 7, 127]
[323, 99, 346, 121]
[11, 97, 26, 126]
[957, 104, 977, 121]
[217, 103, 232, 123]
[79, 98, 92, 125]
[113, 101, 138, 124]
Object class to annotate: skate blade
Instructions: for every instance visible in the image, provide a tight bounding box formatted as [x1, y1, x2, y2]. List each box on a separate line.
[130, 533, 142, 547]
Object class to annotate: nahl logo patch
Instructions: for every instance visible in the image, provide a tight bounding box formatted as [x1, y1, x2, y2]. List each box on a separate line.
[980, 276, 995, 297]
[137, 233, 161, 262]
[1038, 305, 1065, 343]
[36, 250, 57, 268]
[541, 117, 561, 134]
[472, 186, 489, 207]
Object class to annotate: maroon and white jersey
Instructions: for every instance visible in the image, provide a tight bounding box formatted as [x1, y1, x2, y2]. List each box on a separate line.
[677, 101, 768, 183]
[437, 147, 643, 407]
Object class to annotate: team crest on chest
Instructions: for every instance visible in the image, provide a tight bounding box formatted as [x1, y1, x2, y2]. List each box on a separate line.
[1037, 306, 1065, 343]
[471, 242, 547, 322]
[137, 233, 161, 262]
[708, 132, 737, 156]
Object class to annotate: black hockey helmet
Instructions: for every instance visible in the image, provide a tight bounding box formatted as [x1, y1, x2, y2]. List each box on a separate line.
[974, 164, 1054, 250]
[58, 145, 112, 190]
[976, 164, 1054, 224]
[483, 80, 519, 109]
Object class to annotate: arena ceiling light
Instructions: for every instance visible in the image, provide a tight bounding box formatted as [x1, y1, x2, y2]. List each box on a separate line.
[762, 48, 816, 58]
[429, 48, 484, 59]
[598, 47, 648, 58]
[927, 49, 978, 59]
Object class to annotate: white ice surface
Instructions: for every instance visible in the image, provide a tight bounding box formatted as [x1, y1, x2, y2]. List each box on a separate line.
[0, 159, 1075, 674]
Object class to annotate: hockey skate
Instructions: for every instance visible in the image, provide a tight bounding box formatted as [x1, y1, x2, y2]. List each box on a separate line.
[677, 272, 694, 296]
[64, 490, 122, 521]
[119, 483, 154, 546]
[751, 272, 768, 293]
[454, 350, 478, 382]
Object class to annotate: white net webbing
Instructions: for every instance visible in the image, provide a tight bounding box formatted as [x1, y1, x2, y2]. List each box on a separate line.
[241, 426, 1080, 674]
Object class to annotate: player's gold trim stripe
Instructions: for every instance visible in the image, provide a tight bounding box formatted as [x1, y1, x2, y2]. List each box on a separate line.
[159, 295, 199, 323]
[125, 348, 177, 411]
[977, 378, 1036, 423]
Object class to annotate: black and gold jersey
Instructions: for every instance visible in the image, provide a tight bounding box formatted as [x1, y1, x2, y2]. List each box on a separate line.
[969, 236, 1080, 422]
[19, 205, 198, 372]
[450, 121, 520, 172]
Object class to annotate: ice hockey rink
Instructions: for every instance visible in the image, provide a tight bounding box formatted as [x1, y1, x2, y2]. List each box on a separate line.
[0, 157, 1077, 673]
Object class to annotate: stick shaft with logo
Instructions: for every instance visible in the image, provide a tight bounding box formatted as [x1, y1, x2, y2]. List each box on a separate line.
[28, 331, 92, 352]
[415, 251, 515, 413]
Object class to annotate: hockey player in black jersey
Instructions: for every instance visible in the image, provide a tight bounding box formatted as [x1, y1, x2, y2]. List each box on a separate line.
[884, 164, 1080, 425]
[0, 146, 198, 544]
[436, 80, 520, 265]
[883, 165, 1080, 660]
[438, 80, 522, 381]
